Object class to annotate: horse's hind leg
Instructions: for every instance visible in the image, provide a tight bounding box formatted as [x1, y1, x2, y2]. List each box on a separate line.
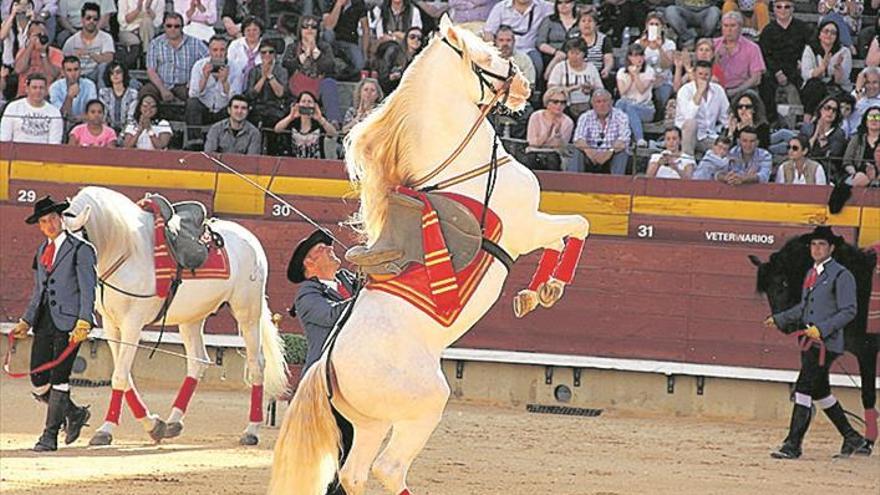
[371, 410, 444, 495]
[163, 320, 210, 440]
[339, 418, 391, 495]
[231, 306, 265, 445]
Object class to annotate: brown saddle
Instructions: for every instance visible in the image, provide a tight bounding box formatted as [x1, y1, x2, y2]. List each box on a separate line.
[145, 193, 211, 270]
[345, 191, 483, 277]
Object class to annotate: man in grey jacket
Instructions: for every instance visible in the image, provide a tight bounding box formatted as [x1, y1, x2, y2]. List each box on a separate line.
[765, 226, 870, 459]
[11, 196, 96, 452]
[287, 228, 357, 495]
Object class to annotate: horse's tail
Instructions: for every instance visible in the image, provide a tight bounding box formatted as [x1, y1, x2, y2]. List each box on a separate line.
[268, 359, 340, 495]
[259, 298, 289, 399]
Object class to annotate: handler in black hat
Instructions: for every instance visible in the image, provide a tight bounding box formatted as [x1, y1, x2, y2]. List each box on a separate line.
[287, 228, 357, 495]
[10, 196, 96, 451]
[764, 226, 870, 459]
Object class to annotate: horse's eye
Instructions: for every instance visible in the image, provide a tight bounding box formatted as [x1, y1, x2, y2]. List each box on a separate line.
[781, 281, 788, 288]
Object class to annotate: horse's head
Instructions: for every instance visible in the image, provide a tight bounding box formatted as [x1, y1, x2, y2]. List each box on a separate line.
[749, 235, 813, 332]
[61, 186, 146, 263]
[438, 15, 531, 112]
[62, 202, 91, 234]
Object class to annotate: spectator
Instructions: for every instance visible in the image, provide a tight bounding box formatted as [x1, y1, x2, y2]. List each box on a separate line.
[483, 0, 553, 78]
[221, 0, 268, 38]
[838, 91, 857, 136]
[341, 76, 382, 134]
[122, 93, 172, 149]
[117, 0, 164, 57]
[535, 0, 577, 76]
[204, 94, 262, 154]
[0, 65, 8, 112]
[1, 0, 37, 67]
[141, 12, 208, 106]
[524, 86, 573, 171]
[722, 0, 769, 37]
[56, 0, 115, 46]
[67, 98, 116, 146]
[646, 126, 696, 179]
[49, 55, 97, 126]
[725, 125, 771, 184]
[598, 0, 647, 47]
[273, 90, 339, 159]
[675, 60, 730, 156]
[246, 38, 288, 154]
[800, 20, 853, 123]
[0, 0, 57, 41]
[637, 12, 677, 112]
[13, 20, 62, 96]
[228, 16, 263, 95]
[282, 14, 342, 123]
[673, 37, 724, 92]
[818, 0, 862, 48]
[495, 25, 536, 87]
[185, 36, 232, 146]
[98, 62, 138, 133]
[572, 88, 631, 175]
[321, 0, 370, 76]
[448, 0, 497, 25]
[758, 0, 810, 124]
[62, 2, 114, 85]
[175, 0, 217, 42]
[546, 38, 602, 118]
[850, 67, 880, 129]
[569, 8, 613, 89]
[841, 105, 880, 185]
[725, 89, 769, 148]
[665, 0, 722, 47]
[864, 14, 880, 64]
[376, 25, 423, 94]
[713, 11, 765, 97]
[776, 135, 827, 185]
[372, 0, 421, 47]
[693, 135, 733, 180]
[615, 43, 656, 148]
[800, 95, 847, 174]
[0, 73, 62, 143]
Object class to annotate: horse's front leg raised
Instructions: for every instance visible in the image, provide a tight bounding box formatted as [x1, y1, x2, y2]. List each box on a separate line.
[513, 212, 589, 318]
[162, 320, 210, 440]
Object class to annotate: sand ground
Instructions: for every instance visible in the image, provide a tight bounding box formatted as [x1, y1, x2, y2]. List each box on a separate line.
[1, 377, 877, 494]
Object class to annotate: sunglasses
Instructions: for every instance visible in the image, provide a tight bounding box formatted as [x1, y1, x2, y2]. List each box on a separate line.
[821, 104, 839, 112]
[548, 99, 566, 105]
[736, 104, 754, 110]
[165, 23, 182, 28]
[774, 4, 792, 9]
[868, 114, 880, 121]
[408, 34, 422, 40]
[558, 0, 575, 3]
[787, 145, 801, 151]
[302, 23, 318, 29]
[260, 49, 275, 54]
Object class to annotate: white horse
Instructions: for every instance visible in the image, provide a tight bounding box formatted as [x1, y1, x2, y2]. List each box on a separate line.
[62, 186, 287, 446]
[270, 17, 590, 495]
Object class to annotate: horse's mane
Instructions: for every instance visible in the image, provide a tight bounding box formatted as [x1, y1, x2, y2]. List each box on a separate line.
[71, 186, 149, 261]
[344, 27, 480, 243]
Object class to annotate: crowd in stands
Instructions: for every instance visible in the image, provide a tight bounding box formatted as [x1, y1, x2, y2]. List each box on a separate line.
[0, 0, 878, 187]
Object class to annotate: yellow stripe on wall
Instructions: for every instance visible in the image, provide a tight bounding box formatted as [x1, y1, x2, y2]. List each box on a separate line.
[632, 196, 862, 227]
[11, 161, 216, 190]
[269, 176, 357, 199]
[860, 207, 880, 247]
[0, 160, 8, 201]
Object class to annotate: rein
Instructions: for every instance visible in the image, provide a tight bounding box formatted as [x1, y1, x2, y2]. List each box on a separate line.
[3, 332, 78, 378]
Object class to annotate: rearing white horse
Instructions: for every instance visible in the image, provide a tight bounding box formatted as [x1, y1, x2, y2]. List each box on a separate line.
[269, 17, 589, 495]
[62, 186, 287, 446]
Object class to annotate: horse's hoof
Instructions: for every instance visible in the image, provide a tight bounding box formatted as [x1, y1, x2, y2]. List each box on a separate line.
[239, 433, 259, 446]
[148, 418, 167, 444]
[89, 431, 113, 446]
[537, 278, 565, 308]
[513, 289, 539, 318]
[163, 421, 184, 439]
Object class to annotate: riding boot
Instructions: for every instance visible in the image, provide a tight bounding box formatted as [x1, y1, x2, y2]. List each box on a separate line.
[32, 390, 50, 404]
[33, 389, 67, 452]
[824, 402, 871, 457]
[771, 404, 811, 459]
[64, 394, 91, 445]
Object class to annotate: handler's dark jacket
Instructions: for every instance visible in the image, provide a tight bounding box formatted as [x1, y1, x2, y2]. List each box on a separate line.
[773, 258, 857, 354]
[293, 269, 358, 371]
[23, 233, 97, 333]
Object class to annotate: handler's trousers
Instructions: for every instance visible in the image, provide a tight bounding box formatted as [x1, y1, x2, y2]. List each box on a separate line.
[30, 304, 81, 389]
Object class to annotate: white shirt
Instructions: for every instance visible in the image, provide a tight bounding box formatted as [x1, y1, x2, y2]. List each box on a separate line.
[547, 61, 602, 104]
[123, 119, 172, 149]
[483, 0, 553, 52]
[649, 152, 696, 179]
[227, 37, 261, 95]
[319, 278, 340, 293]
[814, 256, 832, 275]
[372, 5, 422, 39]
[117, 0, 164, 32]
[775, 161, 828, 185]
[674, 80, 730, 141]
[0, 98, 64, 144]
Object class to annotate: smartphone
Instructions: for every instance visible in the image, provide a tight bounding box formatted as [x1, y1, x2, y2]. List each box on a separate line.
[648, 25, 660, 41]
[299, 107, 315, 116]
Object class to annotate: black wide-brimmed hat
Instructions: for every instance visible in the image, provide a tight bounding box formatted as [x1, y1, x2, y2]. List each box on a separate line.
[25, 196, 69, 224]
[287, 229, 334, 283]
[805, 225, 844, 245]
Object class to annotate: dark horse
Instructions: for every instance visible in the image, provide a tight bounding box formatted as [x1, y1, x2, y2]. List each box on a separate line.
[749, 235, 879, 451]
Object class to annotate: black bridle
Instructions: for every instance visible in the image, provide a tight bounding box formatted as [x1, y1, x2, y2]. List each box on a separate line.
[441, 37, 518, 109]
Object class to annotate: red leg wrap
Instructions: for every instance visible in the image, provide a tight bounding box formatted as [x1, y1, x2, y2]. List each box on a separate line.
[105, 389, 124, 424]
[399, 490, 412, 495]
[125, 388, 148, 420]
[866, 409, 878, 442]
[172, 376, 199, 413]
[249, 384, 264, 423]
[527, 249, 560, 291]
[552, 237, 585, 284]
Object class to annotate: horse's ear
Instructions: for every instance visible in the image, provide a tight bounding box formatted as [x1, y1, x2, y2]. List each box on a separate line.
[748, 255, 763, 267]
[439, 14, 458, 46]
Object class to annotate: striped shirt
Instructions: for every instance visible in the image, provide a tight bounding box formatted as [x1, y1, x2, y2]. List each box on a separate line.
[146, 34, 208, 87]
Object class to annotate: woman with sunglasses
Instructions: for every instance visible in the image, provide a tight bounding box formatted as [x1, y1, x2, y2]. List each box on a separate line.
[98, 62, 138, 135]
[282, 15, 342, 124]
[776, 135, 827, 185]
[377, 26, 423, 94]
[524, 86, 574, 171]
[800, 19, 853, 123]
[842, 105, 880, 186]
[536, 0, 577, 77]
[798, 94, 847, 174]
[724, 90, 769, 148]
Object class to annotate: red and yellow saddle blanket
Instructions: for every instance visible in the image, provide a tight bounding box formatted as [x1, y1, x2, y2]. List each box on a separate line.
[140, 199, 230, 298]
[367, 188, 503, 327]
[869, 244, 880, 334]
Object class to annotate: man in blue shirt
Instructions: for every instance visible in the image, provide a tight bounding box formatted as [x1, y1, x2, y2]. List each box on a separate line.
[49, 55, 97, 127]
[723, 126, 771, 185]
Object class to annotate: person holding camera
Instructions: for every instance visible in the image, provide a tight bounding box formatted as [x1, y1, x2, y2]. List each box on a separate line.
[273, 90, 337, 159]
[12, 19, 62, 95]
[1, 0, 37, 66]
[646, 126, 695, 179]
[185, 35, 231, 147]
